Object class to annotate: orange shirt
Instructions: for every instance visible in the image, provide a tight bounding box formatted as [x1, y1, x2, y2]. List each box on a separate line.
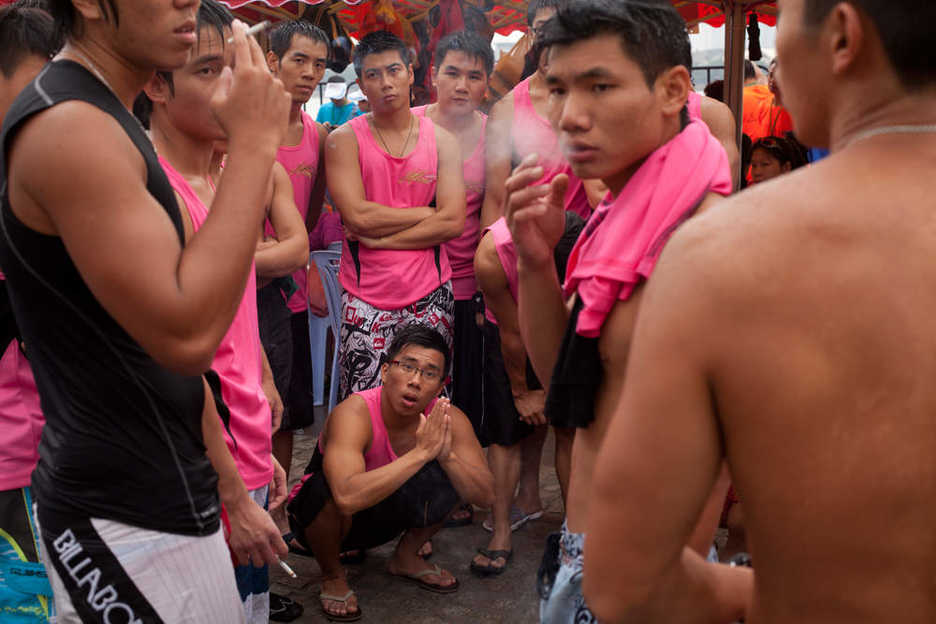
[742, 84, 794, 141]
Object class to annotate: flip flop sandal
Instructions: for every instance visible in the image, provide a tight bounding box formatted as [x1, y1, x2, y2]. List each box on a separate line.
[282, 532, 316, 558]
[269, 592, 304, 622]
[444, 503, 474, 528]
[483, 507, 545, 532]
[319, 589, 362, 622]
[392, 564, 460, 594]
[470, 548, 513, 577]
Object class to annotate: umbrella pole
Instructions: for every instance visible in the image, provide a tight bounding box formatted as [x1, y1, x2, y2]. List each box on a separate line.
[723, 0, 746, 167]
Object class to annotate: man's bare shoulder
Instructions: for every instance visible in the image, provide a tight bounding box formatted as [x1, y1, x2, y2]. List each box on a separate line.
[325, 121, 356, 149]
[11, 100, 141, 184]
[324, 394, 372, 445]
[487, 92, 514, 124]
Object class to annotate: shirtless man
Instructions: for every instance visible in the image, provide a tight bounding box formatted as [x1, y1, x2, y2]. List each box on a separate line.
[586, 1, 936, 623]
[504, 1, 739, 621]
[286, 324, 493, 620]
[143, 3, 296, 621]
[327, 31, 464, 398]
[0, 0, 289, 619]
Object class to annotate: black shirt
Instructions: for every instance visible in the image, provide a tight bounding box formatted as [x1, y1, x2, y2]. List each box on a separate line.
[0, 61, 219, 535]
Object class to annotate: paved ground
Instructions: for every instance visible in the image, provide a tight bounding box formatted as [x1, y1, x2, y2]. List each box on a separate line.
[271, 407, 564, 623]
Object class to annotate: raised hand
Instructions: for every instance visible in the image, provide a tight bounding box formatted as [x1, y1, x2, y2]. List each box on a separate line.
[414, 397, 451, 462]
[211, 20, 291, 155]
[505, 153, 568, 270]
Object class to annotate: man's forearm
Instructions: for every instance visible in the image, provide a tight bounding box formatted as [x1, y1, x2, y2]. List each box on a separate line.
[332, 451, 428, 514]
[342, 203, 435, 238]
[364, 212, 463, 250]
[202, 382, 250, 510]
[439, 452, 494, 508]
[516, 260, 569, 390]
[499, 327, 531, 396]
[255, 236, 308, 278]
[586, 547, 752, 624]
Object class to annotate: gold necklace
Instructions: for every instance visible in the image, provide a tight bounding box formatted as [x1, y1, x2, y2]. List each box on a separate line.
[374, 114, 415, 158]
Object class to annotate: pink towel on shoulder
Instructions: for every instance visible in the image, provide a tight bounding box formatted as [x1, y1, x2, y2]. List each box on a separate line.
[563, 119, 732, 337]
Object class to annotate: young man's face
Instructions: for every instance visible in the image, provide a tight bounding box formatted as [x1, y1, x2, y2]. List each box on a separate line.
[380, 344, 446, 417]
[108, 0, 200, 72]
[546, 33, 684, 192]
[432, 51, 488, 117]
[0, 54, 47, 124]
[358, 50, 414, 115]
[775, 0, 830, 147]
[158, 24, 233, 142]
[268, 35, 328, 105]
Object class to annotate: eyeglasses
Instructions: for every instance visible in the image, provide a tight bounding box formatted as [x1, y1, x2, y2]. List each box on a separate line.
[391, 360, 441, 382]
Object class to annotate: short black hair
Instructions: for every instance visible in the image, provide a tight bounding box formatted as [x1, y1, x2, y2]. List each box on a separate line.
[751, 136, 799, 169]
[433, 30, 494, 76]
[353, 30, 411, 77]
[804, 0, 936, 90]
[133, 0, 233, 129]
[269, 20, 330, 61]
[744, 59, 756, 80]
[46, 0, 116, 44]
[539, 0, 691, 89]
[527, 0, 563, 26]
[384, 323, 451, 379]
[0, 3, 61, 78]
[327, 74, 346, 83]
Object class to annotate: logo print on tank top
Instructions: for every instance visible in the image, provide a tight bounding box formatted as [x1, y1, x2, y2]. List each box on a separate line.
[399, 170, 437, 185]
[288, 162, 316, 179]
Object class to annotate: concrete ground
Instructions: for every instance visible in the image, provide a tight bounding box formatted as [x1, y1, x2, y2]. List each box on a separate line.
[271, 407, 564, 623]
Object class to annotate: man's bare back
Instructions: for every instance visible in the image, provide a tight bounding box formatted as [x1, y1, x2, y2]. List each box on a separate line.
[704, 144, 936, 622]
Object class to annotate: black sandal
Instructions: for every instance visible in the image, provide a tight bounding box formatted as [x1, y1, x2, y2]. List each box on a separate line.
[470, 548, 513, 577]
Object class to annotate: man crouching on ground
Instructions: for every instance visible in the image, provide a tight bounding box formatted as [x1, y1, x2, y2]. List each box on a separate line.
[286, 324, 494, 621]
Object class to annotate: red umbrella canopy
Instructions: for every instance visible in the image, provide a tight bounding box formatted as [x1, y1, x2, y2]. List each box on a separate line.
[674, 0, 776, 28]
[218, 0, 528, 37]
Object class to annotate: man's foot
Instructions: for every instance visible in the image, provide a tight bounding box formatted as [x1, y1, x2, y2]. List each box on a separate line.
[482, 505, 544, 532]
[388, 557, 459, 593]
[320, 575, 361, 622]
[443, 502, 474, 528]
[470, 548, 513, 577]
[418, 539, 432, 559]
[270, 592, 304, 622]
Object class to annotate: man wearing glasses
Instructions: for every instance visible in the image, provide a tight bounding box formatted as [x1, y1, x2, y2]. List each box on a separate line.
[285, 324, 493, 621]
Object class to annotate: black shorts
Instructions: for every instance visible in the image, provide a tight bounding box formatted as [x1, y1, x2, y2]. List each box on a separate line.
[480, 320, 540, 447]
[287, 457, 459, 553]
[450, 296, 484, 439]
[282, 310, 316, 430]
[257, 282, 293, 401]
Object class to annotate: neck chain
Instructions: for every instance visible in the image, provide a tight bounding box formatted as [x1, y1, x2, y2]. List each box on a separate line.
[844, 123, 936, 149]
[374, 114, 415, 158]
[62, 48, 149, 136]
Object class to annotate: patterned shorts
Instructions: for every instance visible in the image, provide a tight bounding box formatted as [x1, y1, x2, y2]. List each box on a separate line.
[338, 282, 454, 400]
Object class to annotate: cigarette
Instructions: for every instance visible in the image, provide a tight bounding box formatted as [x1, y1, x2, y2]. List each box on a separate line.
[227, 20, 271, 44]
[277, 557, 297, 579]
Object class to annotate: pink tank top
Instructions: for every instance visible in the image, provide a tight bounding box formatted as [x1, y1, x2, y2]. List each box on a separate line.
[0, 340, 43, 490]
[511, 77, 591, 220]
[481, 217, 519, 325]
[274, 112, 321, 313]
[287, 385, 440, 501]
[412, 105, 486, 300]
[160, 157, 273, 490]
[342, 114, 452, 309]
[688, 92, 703, 121]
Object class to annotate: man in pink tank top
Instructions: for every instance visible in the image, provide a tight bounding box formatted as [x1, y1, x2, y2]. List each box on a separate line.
[0, 7, 59, 620]
[326, 31, 466, 399]
[264, 21, 330, 498]
[483, 0, 599, 229]
[412, 30, 493, 493]
[286, 325, 493, 621]
[143, 7, 291, 622]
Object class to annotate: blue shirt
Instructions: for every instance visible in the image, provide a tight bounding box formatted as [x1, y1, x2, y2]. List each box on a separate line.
[316, 101, 356, 127]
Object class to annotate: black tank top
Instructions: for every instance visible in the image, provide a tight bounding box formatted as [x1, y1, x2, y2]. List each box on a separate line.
[0, 61, 219, 536]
